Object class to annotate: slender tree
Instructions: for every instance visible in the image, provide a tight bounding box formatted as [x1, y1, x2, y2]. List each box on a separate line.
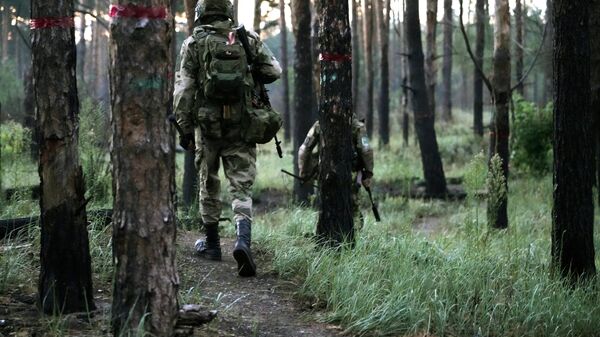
[593, 0, 600, 206]
[233, 0, 239, 22]
[377, 0, 391, 145]
[280, 0, 291, 141]
[31, 0, 95, 314]
[316, 0, 354, 245]
[441, 0, 453, 120]
[109, 1, 178, 335]
[488, 0, 511, 229]
[425, 0, 438, 117]
[76, 11, 86, 86]
[254, 0, 262, 34]
[551, 0, 596, 282]
[292, 0, 315, 203]
[473, 0, 486, 136]
[405, 0, 447, 197]
[1, 6, 9, 62]
[543, 0, 553, 103]
[514, 0, 524, 96]
[363, 0, 374, 136]
[182, 0, 199, 209]
[351, 0, 360, 114]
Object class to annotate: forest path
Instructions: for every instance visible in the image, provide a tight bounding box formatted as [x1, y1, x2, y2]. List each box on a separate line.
[178, 232, 341, 337]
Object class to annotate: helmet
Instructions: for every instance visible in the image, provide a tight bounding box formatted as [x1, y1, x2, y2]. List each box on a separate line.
[195, 0, 235, 23]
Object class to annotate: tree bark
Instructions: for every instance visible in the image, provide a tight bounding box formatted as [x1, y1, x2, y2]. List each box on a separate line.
[377, 0, 391, 145]
[514, 0, 524, 96]
[316, 0, 354, 245]
[233, 0, 239, 23]
[441, 0, 453, 121]
[592, 0, 600, 207]
[473, 0, 486, 136]
[405, 0, 447, 197]
[109, 1, 179, 336]
[551, 0, 596, 282]
[425, 0, 438, 118]
[31, 0, 95, 314]
[292, 0, 315, 204]
[351, 0, 360, 115]
[184, 0, 195, 32]
[1, 7, 9, 63]
[76, 11, 86, 87]
[182, 0, 199, 209]
[488, 0, 511, 229]
[363, 0, 374, 137]
[280, 0, 291, 141]
[543, 0, 554, 104]
[254, 0, 262, 34]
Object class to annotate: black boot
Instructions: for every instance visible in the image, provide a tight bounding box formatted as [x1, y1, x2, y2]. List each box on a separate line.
[194, 222, 222, 261]
[233, 219, 256, 277]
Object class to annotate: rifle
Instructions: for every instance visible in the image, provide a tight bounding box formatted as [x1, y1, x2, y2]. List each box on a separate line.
[357, 171, 381, 222]
[280, 169, 318, 189]
[236, 24, 283, 159]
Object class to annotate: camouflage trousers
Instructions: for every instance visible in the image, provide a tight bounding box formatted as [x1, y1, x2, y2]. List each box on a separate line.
[195, 134, 256, 224]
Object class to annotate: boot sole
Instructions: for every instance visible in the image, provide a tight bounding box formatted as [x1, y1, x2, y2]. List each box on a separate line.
[233, 247, 256, 277]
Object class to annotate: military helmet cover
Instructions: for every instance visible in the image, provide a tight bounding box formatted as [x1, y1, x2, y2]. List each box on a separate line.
[195, 0, 234, 22]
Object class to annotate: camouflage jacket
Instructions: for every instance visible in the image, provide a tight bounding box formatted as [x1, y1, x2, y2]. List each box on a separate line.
[298, 119, 374, 179]
[173, 20, 281, 138]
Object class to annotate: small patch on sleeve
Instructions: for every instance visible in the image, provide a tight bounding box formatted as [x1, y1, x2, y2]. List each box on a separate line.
[361, 136, 370, 148]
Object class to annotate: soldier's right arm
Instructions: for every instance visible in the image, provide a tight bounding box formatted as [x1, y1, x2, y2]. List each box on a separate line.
[297, 122, 320, 178]
[173, 36, 200, 135]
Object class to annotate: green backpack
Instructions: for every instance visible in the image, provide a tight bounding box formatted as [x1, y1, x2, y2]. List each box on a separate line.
[201, 27, 248, 103]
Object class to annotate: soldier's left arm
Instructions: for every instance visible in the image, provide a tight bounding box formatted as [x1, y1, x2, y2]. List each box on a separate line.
[250, 34, 282, 84]
[173, 37, 200, 136]
[355, 121, 374, 178]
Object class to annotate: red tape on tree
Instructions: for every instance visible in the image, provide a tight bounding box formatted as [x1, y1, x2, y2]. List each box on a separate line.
[319, 53, 352, 62]
[109, 4, 167, 19]
[30, 17, 75, 29]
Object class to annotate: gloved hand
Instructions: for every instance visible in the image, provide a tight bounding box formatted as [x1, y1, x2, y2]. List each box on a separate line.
[179, 133, 195, 151]
[361, 171, 373, 189]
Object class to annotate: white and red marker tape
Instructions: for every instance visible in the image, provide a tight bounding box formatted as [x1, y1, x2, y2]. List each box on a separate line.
[30, 17, 75, 29]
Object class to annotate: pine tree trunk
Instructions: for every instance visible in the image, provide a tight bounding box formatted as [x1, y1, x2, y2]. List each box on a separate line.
[254, 0, 262, 34]
[363, 0, 374, 137]
[551, 0, 596, 282]
[377, 0, 391, 145]
[316, 0, 354, 245]
[425, 0, 438, 118]
[1, 7, 9, 63]
[488, 0, 511, 229]
[401, 0, 410, 145]
[280, 0, 291, 142]
[351, 0, 360, 115]
[441, 0, 453, 121]
[514, 0, 524, 96]
[543, 0, 554, 104]
[592, 0, 600, 206]
[473, 0, 486, 136]
[292, 0, 315, 204]
[109, 2, 179, 336]
[76, 12, 86, 87]
[31, 0, 95, 314]
[182, 0, 199, 209]
[184, 0, 195, 32]
[233, 0, 239, 23]
[405, 0, 447, 197]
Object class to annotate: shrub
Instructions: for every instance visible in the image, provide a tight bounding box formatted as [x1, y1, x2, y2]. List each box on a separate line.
[512, 96, 552, 175]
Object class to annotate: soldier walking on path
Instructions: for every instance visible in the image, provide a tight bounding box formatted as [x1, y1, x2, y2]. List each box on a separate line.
[298, 118, 375, 228]
[174, 0, 282, 277]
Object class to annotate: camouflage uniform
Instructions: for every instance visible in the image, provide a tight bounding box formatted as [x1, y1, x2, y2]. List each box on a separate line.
[173, 0, 281, 275]
[298, 119, 374, 226]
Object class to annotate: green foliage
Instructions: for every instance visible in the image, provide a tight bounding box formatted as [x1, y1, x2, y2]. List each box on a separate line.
[0, 61, 24, 121]
[79, 99, 112, 205]
[0, 121, 30, 157]
[512, 96, 553, 175]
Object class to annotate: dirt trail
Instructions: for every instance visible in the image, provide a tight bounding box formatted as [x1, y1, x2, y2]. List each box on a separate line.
[178, 232, 341, 337]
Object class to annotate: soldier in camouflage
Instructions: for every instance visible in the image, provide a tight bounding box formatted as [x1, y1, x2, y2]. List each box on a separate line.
[298, 119, 374, 227]
[173, 0, 281, 277]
